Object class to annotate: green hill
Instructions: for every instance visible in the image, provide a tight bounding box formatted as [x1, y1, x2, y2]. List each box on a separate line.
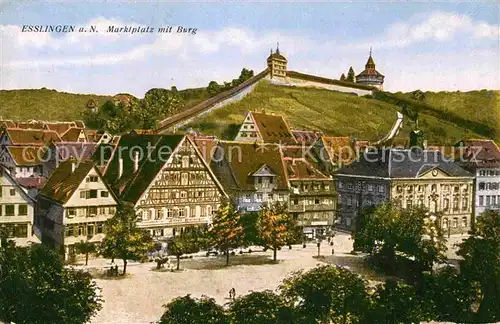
[185, 82, 499, 145]
[0, 88, 113, 121]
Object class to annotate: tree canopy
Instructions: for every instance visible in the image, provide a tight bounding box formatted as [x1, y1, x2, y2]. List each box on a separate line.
[159, 295, 228, 324]
[100, 204, 154, 274]
[229, 290, 294, 324]
[0, 244, 102, 324]
[209, 202, 243, 265]
[258, 202, 294, 261]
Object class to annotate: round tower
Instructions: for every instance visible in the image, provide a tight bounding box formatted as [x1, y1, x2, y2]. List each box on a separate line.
[355, 48, 385, 89]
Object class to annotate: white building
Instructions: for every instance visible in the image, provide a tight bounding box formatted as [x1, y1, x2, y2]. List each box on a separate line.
[0, 165, 37, 246]
[37, 159, 118, 259]
[456, 139, 500, 217]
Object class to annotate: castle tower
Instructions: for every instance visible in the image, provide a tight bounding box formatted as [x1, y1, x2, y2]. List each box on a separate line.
[267, 43, 287, 78]
[355, 48, 385, 89]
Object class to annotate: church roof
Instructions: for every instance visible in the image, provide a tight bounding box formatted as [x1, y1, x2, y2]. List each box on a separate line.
[357, 53, 384, 78]
[267, 52, 287, 62]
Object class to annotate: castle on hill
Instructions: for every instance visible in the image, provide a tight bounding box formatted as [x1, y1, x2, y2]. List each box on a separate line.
[266, 45, 385, 90]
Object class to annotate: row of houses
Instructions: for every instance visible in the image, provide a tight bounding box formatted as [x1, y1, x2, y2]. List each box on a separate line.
[1, 114, 499, 259]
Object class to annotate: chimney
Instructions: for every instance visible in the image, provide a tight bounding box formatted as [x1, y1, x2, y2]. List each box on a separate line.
[118, 157, 123, 178]
[133, 151, 139, 172]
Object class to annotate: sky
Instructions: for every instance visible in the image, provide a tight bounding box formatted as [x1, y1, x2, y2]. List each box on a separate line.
[0, 1, 498, 97]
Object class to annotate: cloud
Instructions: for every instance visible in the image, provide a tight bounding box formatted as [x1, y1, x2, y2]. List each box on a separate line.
[346, 11, 499, 50]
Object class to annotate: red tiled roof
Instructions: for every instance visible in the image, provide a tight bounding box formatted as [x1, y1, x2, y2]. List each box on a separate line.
[7, 146, 47, 165]
[251, 112, 297, 144]
[5, 128, 61, 146]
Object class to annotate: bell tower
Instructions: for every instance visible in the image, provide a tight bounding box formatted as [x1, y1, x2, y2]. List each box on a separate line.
[267, 43, 287, 78]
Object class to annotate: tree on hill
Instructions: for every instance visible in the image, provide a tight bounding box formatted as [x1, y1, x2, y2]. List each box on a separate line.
[346, 66, 356, 82]
[139, 88, 183, 128]
[279, 264, 369, 323]
[340, 73, 346, 81]
[159, 295, 229, 324]
[457, 210, 500, 322]
[209, 202, 243, 266]
[353, 203, 447, 276]
[238, 68, 254, 83]
[207, 81, 222, 96]
[229, 290, 294, 324]
[257, 202, 294, 261]
[99, 204, 154, 275]
[74, 240, 97, 266]
[0, 244, 103, 324]
[83, 100, 137, 134]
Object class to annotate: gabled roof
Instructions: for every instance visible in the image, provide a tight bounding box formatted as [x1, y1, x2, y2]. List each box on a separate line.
[292, 129, 323, 145]
[250, 112, 297, 144]
[120, 135, 185, 203]
[44, 122, 75, 136]
[16, 121, 45, 130]
[281, 146, 329, 181]
[212, 141, 288, 191]
[61, 127, 85, 142]
[53, 142, 97, 161]
[191, 136, 218, 165]
[7, 146, 46, 166]
[39, 159, 96, 204]
[336, 149, 472, 179]
[4, 128, 61, 146]
[455, 139, 500, 161]
[0, 165, 35, 203]
[321, 136, 357, 165]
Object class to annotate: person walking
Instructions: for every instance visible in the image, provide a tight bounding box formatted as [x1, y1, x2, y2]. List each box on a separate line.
[230, 287, 236, 300]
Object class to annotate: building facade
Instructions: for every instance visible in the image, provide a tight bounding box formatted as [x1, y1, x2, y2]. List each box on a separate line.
[37, 160, 118, 259]
[455, 139, 500, 217]
[335, 149, 474, 233]
[211, 141, 290, 213]
[283, 146, 336, 239]
[267, 45, 287, 79]
[0, 165, 37, 246]
[103, 133, 227, 238]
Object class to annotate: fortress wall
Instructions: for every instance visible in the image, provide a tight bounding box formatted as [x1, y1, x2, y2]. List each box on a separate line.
[171, 79, 262, 131]
[266, 75, 373, 96]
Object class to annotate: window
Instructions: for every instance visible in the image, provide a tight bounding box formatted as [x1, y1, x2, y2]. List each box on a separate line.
[443, 198, 449, 211]
[86, 176, 98, 183]
[431, 184, 437, 192]
[67, 208, 76, 217]
[109, 207, 116, 215]
[453, 198, 459, 211]
[206, 205, 212, 216]
[185, 206, 190, 218]
[396, 186, 403, 193]
[88, 207, 97, 216]
[80, 191, 86, 199]
[178, 208, 185, 218]
[378, 185, 384, 193]
[347, 182, 353, 190]
[442, 218, 448, 229]
[101, 191, 109, 198]
[407, 186, 413, 194]
[479, 196, 484, 206]
[462, 198, 468, 211]
[278, 194, 284, 201]
[486, 196, 491, 206]
[66, 226, 74, 237]
[367, 184, 373, 192]
[357, 182, 362, 191]
[18, 204, 28, 216]
[406, 200, 412, 208]
[156, 209, 163, 220]
[97, 223, 104, 234]
[182, 156, 190, 168]
[243, 194, 251, 202]
[452, 218, 458, 228]
[10, 189, 15, 196]
[418, 185, 424, 193]
[338, 181, 343, 189]
[347, 197, 352, 206]
[293, 198, 299, 205]
[255, 193, 263, 202]
[180, 191, 187, 198]
[166, 209, 173, 218]
[5, 205, 14, 216]
[13, 225, 28, 238]
[315, 198, 320, 205]
[462, 217, 468, 228]
[87, 224, 95, 236]
[195, 206, 201, 217]
[181, 173, 188, 186]
[86, 190, 97, 199]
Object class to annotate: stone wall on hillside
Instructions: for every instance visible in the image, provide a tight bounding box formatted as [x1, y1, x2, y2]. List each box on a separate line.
[266, 75, 373, 96]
